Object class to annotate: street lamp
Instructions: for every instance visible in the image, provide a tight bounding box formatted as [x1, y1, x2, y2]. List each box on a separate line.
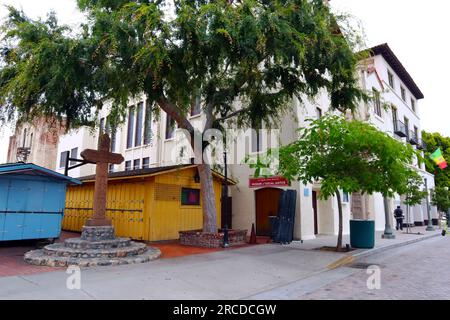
[425, 178, 435, 231]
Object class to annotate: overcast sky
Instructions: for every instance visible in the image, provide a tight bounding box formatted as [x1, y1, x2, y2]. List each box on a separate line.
[0, 0, 449, 163]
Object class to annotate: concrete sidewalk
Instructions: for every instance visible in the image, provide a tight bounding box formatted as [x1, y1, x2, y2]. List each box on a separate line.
[286, 226, 442, 268]
[0, 226, 442, 299]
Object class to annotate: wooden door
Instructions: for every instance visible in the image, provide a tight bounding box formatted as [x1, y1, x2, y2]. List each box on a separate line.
[312, 191, 318, 235]
[255, 188, 282, 236]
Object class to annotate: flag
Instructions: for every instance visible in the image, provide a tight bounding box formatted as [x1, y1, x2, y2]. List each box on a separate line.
[430, 148, 447, 169]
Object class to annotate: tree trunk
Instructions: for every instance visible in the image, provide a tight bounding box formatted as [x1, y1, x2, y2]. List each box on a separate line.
[336, 190, 344, 251]
[198, 163, 217, 233]
[157, 96, 219, 234]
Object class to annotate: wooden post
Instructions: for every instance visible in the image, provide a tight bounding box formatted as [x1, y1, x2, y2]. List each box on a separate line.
[80, 134, 124, 226]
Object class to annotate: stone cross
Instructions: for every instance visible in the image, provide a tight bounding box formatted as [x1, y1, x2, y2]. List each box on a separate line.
[81, 134, 124, 226]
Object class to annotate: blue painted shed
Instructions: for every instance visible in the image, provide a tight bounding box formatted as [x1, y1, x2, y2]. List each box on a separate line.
[0, 163, 81, 241]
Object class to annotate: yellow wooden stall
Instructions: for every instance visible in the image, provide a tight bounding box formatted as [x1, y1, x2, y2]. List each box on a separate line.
[63, 165, 227, 241]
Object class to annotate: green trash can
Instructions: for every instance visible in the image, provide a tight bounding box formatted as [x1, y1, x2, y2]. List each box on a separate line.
[350, 220, 375, 249]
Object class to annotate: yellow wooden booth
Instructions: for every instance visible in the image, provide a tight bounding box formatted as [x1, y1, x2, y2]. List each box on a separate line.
[62, 165, 230, 241]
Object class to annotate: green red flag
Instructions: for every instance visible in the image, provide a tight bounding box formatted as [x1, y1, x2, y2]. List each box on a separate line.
[430, 148, 447, 169]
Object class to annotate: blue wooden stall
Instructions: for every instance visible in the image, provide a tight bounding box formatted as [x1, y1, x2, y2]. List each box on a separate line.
[0, 163, 81, 241]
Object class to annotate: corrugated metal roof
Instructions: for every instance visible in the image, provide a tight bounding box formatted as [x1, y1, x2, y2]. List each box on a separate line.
[0, 162, 82, 185]
[77, 164, 236, 185]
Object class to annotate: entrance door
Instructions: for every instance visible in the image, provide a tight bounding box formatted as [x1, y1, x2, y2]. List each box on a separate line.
[312, 191, 318, 235]
[255, 188, 282, 236]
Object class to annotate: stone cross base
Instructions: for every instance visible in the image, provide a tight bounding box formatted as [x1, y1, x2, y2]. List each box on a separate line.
[81, 226, 115, 241]
[24, 225, 161, 267]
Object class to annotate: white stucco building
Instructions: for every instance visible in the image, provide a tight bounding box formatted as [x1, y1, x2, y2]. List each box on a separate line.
[54, 43, 436, 241]
[357, 43, 437, 228]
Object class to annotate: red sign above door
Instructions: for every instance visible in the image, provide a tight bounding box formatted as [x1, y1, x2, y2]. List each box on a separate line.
[249, 176, 289, 188]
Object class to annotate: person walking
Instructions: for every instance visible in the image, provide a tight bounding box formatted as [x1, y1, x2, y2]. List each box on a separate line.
[394, 206, 404, 231]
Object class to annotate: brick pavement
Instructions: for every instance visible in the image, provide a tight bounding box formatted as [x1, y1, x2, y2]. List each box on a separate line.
[299, 235, 450, 299]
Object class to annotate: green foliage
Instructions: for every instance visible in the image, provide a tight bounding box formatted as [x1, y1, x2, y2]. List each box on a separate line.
[431, 186, 450, 212]
[248, 115, 425, 250]
[403, 173, 427, 207]
[422, 130, 450, 212]
[0, 0, 366, 130]
[422, 131, 450, 191]
[272, 115, 421, 200]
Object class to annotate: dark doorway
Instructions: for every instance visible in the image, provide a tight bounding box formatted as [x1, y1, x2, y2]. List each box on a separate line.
[255, 188, 283, 236]
[312, 191, 318, 235]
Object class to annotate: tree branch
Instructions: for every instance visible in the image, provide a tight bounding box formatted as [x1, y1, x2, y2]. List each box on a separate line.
[214, 107, 250, 124]
[156, 95, 194, 134]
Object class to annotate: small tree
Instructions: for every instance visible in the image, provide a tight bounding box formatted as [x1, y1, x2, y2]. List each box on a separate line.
[401, 173, 428, 230]
[251, 115, 423, 251]
[0, 1, 366, 234]
[431, 186, 450, 213]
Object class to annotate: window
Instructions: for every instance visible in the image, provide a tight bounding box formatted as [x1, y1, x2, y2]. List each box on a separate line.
[165, 114, 176, 139]
[411, 98, 416, 112]
[392, 106, 398, 130]
[105, 119, 110, 135]
[70, 148, 78, 166]
[388, 70, 394, 88]
[135, 102, 144, 147]
[414, 126, 418, 140]
[142, 157, 150, 169]
[126, 106, 135, 149]
[133, 159, 141, 170]
[373, 89, 382, 117]
[125, 160, 132, 171]
[109, 164, 115, 173]
[251, 128, 263, 153]
[401, 86, 406, 101]
[342, 191, 350, 203]
[181, 188, 201, 206]
[404, 117, 409, 139]
[392, 106, 398, 122]
[22, 128, 27, 148]
[191, 96, 201, 117]
[104, 118, 116, 152]
[110, 127, 117, 152]
[59, 151, 69, 168]
[316, 107, 322, 119]
[143, 100, 152, 145]
[99, 117, 105, 135]
[29, 133, 33, 148]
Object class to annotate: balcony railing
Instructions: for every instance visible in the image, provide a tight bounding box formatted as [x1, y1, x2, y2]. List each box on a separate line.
[409, 131, 419, 145]
[417, 139, 427, 151]
[393, 120, 407, 138]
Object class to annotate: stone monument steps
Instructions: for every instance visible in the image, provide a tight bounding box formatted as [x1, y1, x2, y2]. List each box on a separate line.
[24, 226, 161, 267]
[42, 242, 148, 258]
[24, 247, 161, 267]
[64, 237, 132, 250]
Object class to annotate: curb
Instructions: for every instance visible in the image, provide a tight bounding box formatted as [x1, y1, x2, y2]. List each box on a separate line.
[327, 232, 441, 270]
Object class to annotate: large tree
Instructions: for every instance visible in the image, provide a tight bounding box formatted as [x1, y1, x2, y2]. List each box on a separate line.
[422, 131, 450, 186]
[250, 115, 424, 250]
[0, 0, 365, 233]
